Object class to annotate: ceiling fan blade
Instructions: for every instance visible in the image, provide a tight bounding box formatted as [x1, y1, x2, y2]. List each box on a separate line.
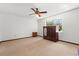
[39, 11, 47, 13]
[31, 8, 36, 12]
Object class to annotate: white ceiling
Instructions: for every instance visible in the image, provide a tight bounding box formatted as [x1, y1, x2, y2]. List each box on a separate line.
[0, 3, 79, 19]
[33, 3, 79, 19]
[0, 3, 35, 17]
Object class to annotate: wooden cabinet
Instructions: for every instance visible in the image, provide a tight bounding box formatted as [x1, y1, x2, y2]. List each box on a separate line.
[43, 26, 59, 42]
[32, 32, 37, 37]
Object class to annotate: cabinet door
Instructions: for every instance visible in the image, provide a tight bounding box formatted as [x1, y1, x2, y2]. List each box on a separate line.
[43, 27, 47, 39]
[43, 27, 47, 36]
[47, 27, 51, 40]
[48, 26, 56, 41]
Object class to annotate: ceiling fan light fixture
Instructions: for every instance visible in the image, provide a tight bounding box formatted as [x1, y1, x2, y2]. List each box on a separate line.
[30, 8, 47, 17]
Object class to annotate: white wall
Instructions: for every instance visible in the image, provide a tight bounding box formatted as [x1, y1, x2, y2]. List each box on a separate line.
[0, 4, 38, 41]
[58, 8, 79, 44]
[38, 8, 79, 44]
[38, 19, 46, 36]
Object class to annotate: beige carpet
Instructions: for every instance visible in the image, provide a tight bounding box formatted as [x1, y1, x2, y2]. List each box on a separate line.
[0, 37, 79, 56]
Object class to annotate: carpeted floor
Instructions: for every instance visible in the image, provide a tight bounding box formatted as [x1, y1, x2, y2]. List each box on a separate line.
[0, 37, 79, 56]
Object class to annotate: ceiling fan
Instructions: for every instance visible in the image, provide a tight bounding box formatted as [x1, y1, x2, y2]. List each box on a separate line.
[29, 8, 47, 17]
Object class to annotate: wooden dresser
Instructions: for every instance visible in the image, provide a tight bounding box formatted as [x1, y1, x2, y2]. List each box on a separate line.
[43, 26, 59, 42]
